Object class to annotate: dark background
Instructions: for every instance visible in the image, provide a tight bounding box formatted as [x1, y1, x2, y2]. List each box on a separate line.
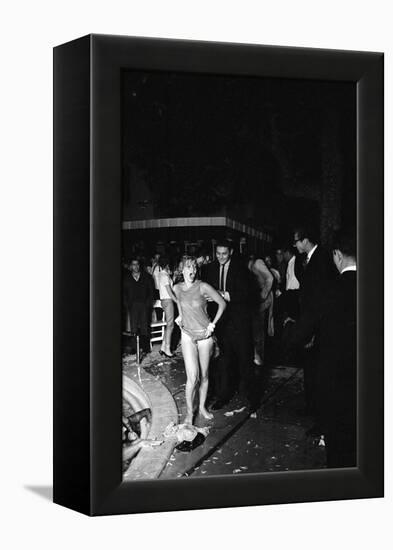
[122, 69, 356, 247]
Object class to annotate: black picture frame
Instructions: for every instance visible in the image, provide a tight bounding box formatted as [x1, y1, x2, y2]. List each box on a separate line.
[53, 34, 384, 516]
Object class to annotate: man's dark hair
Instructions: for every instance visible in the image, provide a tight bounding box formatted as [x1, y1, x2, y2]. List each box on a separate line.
[158, 255, 171, 269]
[294, 225, 319, 245]
[332, 230, 357, 259]
[282, 244, 295, 255]
[215, 239, 234, 250]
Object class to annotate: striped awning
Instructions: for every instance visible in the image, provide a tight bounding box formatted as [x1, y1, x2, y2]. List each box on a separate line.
[122, 216, 271, 242]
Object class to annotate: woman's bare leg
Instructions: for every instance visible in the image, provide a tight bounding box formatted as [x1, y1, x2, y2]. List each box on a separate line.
[161, 300, 174, 355]
[197, 337, 214, 420]
[181, 331, 200, 424]
[163, 320, 174, 354]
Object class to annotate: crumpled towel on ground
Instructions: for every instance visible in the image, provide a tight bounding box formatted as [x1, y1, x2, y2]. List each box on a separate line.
[163, 422, 209, 442]
[163, 422, 210, 451]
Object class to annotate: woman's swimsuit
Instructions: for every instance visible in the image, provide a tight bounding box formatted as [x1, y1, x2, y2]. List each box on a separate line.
[175, 280, 210, 343]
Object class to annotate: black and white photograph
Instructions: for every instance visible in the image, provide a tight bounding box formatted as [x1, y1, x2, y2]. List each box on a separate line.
[121, 69, 358, 480]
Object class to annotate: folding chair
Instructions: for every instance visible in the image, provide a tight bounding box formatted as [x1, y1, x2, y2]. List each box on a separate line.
[150, 300, 167, 351]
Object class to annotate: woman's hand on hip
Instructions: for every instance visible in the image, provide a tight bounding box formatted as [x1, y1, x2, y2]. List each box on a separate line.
[204, 322, 216, 338]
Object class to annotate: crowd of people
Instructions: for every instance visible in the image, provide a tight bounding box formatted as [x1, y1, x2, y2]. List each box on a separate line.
[123, 225, 357, 469]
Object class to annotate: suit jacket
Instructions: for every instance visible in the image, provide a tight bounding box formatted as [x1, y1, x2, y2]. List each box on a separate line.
[294, 253, 304, 286]
[204, 259, 252, 326]
[299, 245, 337, 317]
[123, 270, 154, 306]
[288, 271, 357, 426]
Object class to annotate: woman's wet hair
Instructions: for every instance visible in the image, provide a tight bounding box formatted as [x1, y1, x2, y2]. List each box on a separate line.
[179, 255, 198, 270]
[174, 256, 200, 282]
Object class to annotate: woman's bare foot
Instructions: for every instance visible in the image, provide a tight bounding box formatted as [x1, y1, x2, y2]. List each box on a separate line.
[199, 408, 214, 420]
[159, 348, 174, 358]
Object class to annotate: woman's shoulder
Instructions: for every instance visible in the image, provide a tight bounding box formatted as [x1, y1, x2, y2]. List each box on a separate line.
[198, 280, 212, 294]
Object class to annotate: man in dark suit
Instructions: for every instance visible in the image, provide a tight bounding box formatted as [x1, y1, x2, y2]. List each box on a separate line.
[287, 231, 357, 467]
[203, 240, 254, 409]
[123, 258, 154, 355]
[292, 225, 337, 420]
[293, 226, 336, 317]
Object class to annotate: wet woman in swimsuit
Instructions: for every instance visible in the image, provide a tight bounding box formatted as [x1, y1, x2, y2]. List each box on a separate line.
[174, 257, 226, 425]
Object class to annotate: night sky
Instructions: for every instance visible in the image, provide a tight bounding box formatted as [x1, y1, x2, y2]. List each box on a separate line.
[122, 69, 356, 246]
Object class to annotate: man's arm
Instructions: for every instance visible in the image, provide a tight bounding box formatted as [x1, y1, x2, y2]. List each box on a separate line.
[286, 309, 319, 351]
[202, 263, 216, 287]
[285, 282, 336, 354]
[123, 274, 132, 305]
[253, 259, 273, 301]
[145, 273, 154, 304]
[226, 263, 251, 304]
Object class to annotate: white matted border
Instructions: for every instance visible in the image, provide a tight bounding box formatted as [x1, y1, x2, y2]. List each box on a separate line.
[2, 1, 391, 549]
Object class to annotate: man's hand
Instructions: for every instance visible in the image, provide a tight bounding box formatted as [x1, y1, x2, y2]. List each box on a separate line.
[122, 415, 132, 432]
[304, 335, 315, 349]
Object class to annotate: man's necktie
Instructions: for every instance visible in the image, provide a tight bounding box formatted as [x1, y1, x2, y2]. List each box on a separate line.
[219, 265, 224, 291]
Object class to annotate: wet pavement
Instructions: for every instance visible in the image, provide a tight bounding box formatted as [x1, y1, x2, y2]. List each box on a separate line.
[123, 343, 326, 479]
[191, 368, 326, 477]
